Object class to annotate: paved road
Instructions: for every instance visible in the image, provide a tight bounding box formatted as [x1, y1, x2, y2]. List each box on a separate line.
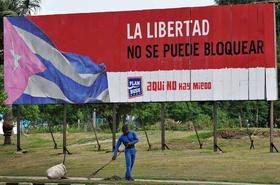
[0, 176, 278, 185]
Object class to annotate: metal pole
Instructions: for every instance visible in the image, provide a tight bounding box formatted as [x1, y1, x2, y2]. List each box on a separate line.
[270, 101, 274, 153]
[112, 104, 117, 151]
[213, 102, 218, 152]
[161, 103, 166, 150]
[63, 104, 67, 155]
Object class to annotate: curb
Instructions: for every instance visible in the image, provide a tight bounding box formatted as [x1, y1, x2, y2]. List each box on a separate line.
[0, 176, 277, 185]
[0, 183, 88, 185]
[0, 181, 276, 185]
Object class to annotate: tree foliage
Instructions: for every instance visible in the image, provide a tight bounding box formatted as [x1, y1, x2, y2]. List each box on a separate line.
[0, 0, 42, 115]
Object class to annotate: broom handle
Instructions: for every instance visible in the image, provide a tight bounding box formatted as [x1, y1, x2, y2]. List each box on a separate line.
[89, 151, 123, 178]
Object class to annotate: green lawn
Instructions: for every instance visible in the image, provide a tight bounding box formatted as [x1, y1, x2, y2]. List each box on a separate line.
[0, 129, 280, 184]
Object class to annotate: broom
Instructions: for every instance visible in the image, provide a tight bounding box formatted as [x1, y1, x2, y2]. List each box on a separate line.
[88, 151, 122, 179]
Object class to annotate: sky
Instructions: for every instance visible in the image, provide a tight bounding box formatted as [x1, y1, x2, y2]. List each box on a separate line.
[39, 0, 215, 15]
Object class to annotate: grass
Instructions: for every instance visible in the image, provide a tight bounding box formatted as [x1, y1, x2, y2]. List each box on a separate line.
[0, 129, 280, 184]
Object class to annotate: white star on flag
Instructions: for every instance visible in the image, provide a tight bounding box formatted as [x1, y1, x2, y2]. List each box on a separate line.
[10, 42, 21, 72]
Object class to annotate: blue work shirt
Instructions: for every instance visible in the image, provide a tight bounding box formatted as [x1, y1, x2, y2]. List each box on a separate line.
[113, 131, 139, 156]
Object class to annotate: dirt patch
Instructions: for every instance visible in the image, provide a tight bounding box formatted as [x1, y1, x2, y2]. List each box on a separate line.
[218, 129, 280, 139]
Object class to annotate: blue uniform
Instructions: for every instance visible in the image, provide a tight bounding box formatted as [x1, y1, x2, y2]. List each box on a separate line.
[113, 131, 139, 179]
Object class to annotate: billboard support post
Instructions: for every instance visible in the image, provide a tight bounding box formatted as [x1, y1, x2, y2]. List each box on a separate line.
[63, 104, 71, 156]
[112, 104, 117, 151]
[49, 125, 58, 149]
[192, 122, 203, 149]
[213, 102, 223, 153]
[160, 103, 165, 150]
[45, 105, 58, 150]
[161, 103, 169, 150]
[63, 104, 67, 154]
[142, 119, 152, 151]
[269, 101, 278, 152]
[213, 102, 217, 152]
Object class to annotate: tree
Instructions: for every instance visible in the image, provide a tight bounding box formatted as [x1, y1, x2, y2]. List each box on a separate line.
[167, 102, 201, 122]
[132, 103, 161, 125]
[19, 0, 41, 15]
[0, 0, 42, 145]
[91, 103, 134, 132]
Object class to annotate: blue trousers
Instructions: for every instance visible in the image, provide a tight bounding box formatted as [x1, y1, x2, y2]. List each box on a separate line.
[124, 148, 136, 179]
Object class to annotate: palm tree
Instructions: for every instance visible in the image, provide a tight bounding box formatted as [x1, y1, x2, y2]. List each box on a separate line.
[19, 0, 41, 15]
[0, 0, 42, 145]
[0, 0, 41, 16]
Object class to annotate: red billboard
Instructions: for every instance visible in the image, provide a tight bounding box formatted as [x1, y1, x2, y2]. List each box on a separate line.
[4, 3, 277, 104]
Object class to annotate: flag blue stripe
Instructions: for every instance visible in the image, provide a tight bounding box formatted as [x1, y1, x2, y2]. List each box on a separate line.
[15, 94, 106, 104]
[15, 94, 59, 104]
[7, 17, 55, 47]
[35, 54, 108, 103]
[62, 52, 106, 74]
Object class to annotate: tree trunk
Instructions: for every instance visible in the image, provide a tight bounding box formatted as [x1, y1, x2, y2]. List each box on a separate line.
[108, 108, 120, 133]
[3, 107, 13, 145]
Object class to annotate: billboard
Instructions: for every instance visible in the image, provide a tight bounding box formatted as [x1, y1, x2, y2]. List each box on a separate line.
[4, 3, 277, 104]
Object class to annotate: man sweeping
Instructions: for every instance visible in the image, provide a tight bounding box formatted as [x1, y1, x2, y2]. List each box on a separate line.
[112, 125, 139, 181]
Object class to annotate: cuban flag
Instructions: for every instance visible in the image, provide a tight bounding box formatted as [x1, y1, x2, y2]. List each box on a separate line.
[4, 17, 109, 104]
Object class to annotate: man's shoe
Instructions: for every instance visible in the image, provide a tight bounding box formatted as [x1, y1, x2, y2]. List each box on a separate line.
[128, 177, 135, 181]
[125, 177, 134, 181]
